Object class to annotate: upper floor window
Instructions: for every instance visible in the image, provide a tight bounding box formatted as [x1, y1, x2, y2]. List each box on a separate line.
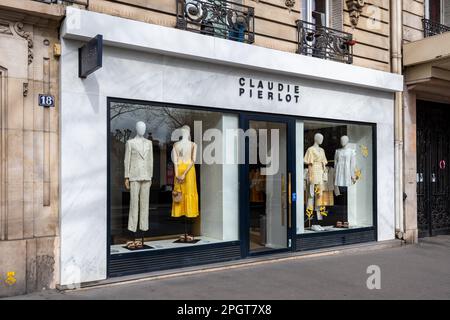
[302, 0, 343, 30]
[426, 0, 450, 25]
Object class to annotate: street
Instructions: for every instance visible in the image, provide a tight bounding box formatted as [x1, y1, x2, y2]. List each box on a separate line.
[8, 236, 450, 300]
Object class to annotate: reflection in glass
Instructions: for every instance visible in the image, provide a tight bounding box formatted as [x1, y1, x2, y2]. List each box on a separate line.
[248, 121, 288, 253]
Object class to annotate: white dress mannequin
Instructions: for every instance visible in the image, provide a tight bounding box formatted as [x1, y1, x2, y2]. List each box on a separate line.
[124, 121, 153, 246]
[334, 135, 356, 187]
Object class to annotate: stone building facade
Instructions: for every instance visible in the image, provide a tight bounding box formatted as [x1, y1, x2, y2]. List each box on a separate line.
[0, 0, 65, 297]
[402, 0, 450, 242]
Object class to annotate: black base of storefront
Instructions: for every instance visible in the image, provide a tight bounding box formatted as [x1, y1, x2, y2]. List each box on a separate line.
[296, 228, 376, 251]
[108, 241, 242, 277]
[109, 229, 377, 277]
[419, 228, 450, 238]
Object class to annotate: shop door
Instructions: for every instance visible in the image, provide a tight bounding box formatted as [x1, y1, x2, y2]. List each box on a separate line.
[240, 115, 296, 255]
[417, 101, 450, 237]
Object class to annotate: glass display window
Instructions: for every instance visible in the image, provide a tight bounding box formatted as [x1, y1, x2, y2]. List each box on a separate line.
[109, 101, 239, 254]
[296, 120, 375, 234]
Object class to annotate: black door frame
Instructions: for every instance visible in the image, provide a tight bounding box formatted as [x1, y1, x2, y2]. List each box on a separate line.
[417, 100, 450, 238]
[239, 113, 297, 257]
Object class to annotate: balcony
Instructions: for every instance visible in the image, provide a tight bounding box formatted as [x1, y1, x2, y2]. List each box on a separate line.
[404, 24, 450, 98]
[175, 0, 255, 44]
[30, 0, 89, 6]
[422, 18, 450, 38]
[296, 20, 354, 64]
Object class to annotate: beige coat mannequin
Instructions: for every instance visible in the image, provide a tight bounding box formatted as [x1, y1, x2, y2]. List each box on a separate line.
[124, 121, 153, 234]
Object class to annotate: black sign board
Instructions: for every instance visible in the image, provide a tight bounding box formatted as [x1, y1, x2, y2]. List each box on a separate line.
[38, 94, 55, 107]
[78, 34, 103, 78]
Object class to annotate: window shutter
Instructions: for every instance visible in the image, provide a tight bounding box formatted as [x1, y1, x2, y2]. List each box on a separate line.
[329, 0, 343, 30]
[444, 0, 450, 25]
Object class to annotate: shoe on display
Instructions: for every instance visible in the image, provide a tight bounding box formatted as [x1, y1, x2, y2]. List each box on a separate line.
[311, 225, 325, 232]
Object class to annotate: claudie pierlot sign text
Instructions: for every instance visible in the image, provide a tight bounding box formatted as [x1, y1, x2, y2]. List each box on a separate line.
[239, 77, 300, 103]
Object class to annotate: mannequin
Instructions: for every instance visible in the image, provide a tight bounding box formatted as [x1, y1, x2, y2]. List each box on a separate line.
[124, 121, 153, 249]
[171, 125, 199, 243]
[334, 135, 356, 188]
[304, 133, 328, 221]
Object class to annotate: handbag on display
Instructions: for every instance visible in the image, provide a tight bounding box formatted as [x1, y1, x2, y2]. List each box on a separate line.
[172, 184, 182, 203]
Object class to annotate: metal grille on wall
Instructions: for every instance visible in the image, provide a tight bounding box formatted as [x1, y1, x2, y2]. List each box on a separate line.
[296, 229, 376, 251]
[422, 18, 450, 37]
[109, 241, 241, 277]
[296, 19, 354, 64]
[32, 0, 89, 7]
[417, 101, 450, 237]
[175, 0, 255, 44]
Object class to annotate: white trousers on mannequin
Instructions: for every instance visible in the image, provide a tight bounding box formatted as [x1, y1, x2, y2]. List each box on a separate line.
[128, 180, 151, 232]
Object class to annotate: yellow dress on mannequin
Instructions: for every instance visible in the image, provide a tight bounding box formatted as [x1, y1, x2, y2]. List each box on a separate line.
[171, 145, 199, 218]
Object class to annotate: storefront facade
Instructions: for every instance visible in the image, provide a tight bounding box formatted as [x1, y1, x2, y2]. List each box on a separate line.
[59, 8, 402, 286]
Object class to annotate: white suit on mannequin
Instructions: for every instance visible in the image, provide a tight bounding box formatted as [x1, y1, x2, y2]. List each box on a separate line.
[124, 121, 153, 232]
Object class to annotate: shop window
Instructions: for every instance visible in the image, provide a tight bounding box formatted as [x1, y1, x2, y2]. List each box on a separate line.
[109, 102, 239, 254]
[296, 120, 374, 234]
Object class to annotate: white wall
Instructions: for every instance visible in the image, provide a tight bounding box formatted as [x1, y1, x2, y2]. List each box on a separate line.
[222, 115, 240, 241]
[200, 115, 224, 240]
[348, 125, 374, 227]
[200, 114, 239, 241]
[60, 9, 399, 286]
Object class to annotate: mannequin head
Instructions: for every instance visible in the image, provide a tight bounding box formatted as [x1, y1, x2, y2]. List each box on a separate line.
[314, 133, 324, 145]
[180, 125, 191, 141]
[340, 135, 349, 147]
[136, 121, 146, 137]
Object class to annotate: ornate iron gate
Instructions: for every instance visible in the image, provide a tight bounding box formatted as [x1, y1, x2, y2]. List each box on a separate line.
[417, 101, 450, 237]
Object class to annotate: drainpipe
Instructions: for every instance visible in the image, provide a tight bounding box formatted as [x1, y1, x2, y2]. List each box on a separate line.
[391, 0, 405, 239]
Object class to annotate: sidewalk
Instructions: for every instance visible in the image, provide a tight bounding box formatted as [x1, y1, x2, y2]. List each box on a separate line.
[7, 236, 450, 300]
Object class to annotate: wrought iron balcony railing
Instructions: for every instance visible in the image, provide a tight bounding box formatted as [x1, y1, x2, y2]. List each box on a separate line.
[176, 0, 255, 44]
[296, 20, 354, 64]
[32, 0, 88, 5]
[422, 18, 450, 38]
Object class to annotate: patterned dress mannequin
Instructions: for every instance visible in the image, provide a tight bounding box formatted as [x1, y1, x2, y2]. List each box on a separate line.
[304, 133, 328, 221]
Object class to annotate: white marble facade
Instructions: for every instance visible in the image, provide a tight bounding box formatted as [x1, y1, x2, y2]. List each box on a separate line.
[60, 8, 402, 286]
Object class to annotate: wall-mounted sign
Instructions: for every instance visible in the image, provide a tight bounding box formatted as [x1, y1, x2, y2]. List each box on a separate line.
[239, 77, 300, 104]
[79, 34, 103, 78]
[38, 94, 55, 107]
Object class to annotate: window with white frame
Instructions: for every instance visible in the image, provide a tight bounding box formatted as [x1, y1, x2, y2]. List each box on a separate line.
[302, 0, 343, 30]
[426, 0, 450, 25]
